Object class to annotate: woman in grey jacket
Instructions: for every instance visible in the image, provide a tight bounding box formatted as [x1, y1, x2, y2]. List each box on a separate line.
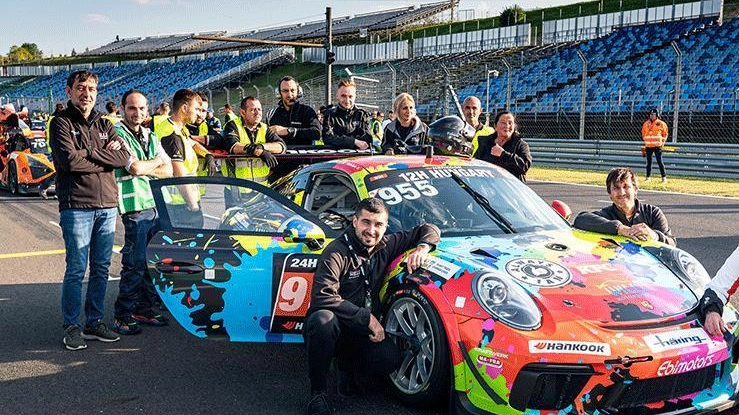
[381, 93, 428, 154]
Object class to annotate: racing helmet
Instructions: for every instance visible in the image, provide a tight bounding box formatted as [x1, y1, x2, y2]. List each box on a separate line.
[427, 116, 476, 157]
[220, 207, 252, 231]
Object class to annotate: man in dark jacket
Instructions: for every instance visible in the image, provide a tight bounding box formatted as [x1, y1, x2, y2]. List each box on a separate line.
[304, 197, 441, 415]
[321, 79, 372, 150]
[573, 167, 676, 246]
[49, 69, 131, 351]
[267, 76, 321, 146]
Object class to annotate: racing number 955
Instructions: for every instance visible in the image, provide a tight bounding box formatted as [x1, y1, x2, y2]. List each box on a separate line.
[374, 180, 438, 205]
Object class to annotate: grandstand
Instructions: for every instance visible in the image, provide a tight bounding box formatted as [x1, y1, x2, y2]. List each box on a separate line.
[0, 0, 736, 147]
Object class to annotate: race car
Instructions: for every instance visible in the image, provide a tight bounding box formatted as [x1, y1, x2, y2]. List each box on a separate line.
[0, 130, 55, 196]
[146, 154, 739, 415]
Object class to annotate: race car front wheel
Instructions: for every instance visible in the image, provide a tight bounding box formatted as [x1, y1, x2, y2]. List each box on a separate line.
[8, 161, 18, 194]
[384, 289, 450, 407]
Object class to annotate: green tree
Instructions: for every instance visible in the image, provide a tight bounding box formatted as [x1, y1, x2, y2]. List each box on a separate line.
[7, 43, 43, 62]
[500, 5, 526, 27]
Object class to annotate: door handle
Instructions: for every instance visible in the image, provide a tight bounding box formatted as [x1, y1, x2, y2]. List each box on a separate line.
[155, 260, 204, 275]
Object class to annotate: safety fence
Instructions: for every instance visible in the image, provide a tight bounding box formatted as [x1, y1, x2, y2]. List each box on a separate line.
[527, 138, 739, 179]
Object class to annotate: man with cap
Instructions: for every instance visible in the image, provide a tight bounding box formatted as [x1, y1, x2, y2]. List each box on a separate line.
[641, 108, 669, 183]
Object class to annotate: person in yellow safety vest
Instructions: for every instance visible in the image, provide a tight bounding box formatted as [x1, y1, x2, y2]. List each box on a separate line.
[157, 89, 217, 228]
[102, 101, 123, 125]
[221, 96, 285, 207]
[641, 108, 669, 183]
[150, 102, 170, 130]
[223, 103, 238, 125]
[462, 96, 494, 158]
[113, 89, 172, 334]
[369, 111, 384, 151]
[186, 92, 223, 150]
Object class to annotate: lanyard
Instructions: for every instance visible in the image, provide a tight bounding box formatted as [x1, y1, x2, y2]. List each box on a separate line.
[344, 234, 372, 309]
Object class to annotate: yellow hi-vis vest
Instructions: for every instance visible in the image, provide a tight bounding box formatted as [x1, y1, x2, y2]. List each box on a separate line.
[471, 124, 494, 157]
[222, 118, 270, 184]
[155, 119, 199, 205]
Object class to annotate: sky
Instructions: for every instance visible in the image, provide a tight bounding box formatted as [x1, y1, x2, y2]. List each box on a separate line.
[1, 0, 578, 57]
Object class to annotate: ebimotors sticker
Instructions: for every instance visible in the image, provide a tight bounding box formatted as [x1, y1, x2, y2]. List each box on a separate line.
[528, 340, 611, 356]
[642, 328, 722, 353]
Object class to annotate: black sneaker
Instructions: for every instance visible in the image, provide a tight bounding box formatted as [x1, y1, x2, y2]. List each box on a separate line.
[132, 308, 168, 326]
[113, 316, 142, 335]
[306, 392, 333, 415]
[82, 321, 121, 343]
[63, 325, 87, 351]
[337, 371, 362, 397]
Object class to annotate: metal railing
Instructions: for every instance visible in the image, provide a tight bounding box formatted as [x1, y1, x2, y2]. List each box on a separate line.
[528, 138, 739, 179]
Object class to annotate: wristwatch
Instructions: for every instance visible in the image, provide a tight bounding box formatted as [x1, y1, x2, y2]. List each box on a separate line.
[287, 127, 296, 137]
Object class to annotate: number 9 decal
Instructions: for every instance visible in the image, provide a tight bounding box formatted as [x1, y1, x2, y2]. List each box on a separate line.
[278, 276, 308, 313]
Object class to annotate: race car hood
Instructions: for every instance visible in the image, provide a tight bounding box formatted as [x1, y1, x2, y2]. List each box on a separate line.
[433, 229, 699, 325]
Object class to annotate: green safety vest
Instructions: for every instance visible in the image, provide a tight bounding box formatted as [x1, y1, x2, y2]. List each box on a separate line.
[471, 125, 495, 157]
[370, 118, 383, 140]
[155, 119, 199, 205]
[222, 118, 270, 184]
[115, 125, 158, 215]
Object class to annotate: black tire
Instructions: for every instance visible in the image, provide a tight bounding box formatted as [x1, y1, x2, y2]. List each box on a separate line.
[384, 289, 451, 407]
[8, 161, 19, 194]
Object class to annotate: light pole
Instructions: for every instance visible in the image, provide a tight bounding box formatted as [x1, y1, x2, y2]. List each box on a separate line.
[501, 58, 512, 111]
[576, 49, 587, 140]
[252, 85, 259, 99]
[236, 86, 245, 100]
[671, 41, 681, 143]
[485, 64, 500, 125]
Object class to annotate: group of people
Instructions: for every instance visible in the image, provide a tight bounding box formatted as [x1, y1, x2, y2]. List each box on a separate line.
[46, 68, 736, 415]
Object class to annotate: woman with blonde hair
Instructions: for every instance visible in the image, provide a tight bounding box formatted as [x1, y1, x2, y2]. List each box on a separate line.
[381, 93, 428, 154]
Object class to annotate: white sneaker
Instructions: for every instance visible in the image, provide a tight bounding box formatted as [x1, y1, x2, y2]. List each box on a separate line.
[661, 177, 667, 184]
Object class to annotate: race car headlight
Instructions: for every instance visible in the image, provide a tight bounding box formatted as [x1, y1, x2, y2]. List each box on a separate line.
[473, 272, 541, 330]
[646, 246, 710, 297]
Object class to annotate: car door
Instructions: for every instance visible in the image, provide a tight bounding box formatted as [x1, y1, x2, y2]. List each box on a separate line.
[147, 175, 336, 343]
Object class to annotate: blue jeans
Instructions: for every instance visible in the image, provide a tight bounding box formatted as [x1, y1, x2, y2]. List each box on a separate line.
[60, 208, 117, 328]
[114, 208, 159, 318]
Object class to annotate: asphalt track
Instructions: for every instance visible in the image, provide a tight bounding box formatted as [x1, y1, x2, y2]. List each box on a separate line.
[0, 181, 737, 415]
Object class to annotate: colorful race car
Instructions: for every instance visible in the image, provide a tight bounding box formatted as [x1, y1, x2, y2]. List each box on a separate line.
[146, 154, 739, 415]
[0, 130, 55, 196]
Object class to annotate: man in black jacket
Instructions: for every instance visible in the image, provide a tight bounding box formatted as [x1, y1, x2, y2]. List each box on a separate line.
[49, 69, 131, 351]
[321, 79, 372, 150]
[304, 197, 441, 415]
[267, 76, 321, 146]
[573, 167, 676, 246]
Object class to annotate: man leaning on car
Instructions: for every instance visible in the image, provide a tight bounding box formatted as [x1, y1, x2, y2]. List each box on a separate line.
[574, 167, 676, 246]
[303, 197, 440, 415]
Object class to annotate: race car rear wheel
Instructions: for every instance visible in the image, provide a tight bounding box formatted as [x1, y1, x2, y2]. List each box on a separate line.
[384, 290, 450, 407]
[8, 161, 18, 194]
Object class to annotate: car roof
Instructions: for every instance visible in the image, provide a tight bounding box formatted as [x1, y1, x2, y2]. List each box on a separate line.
[307, 155, 496, 176]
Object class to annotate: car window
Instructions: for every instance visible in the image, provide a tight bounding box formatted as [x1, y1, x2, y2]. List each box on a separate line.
[366, 167, 569, 235]
[157, 181, 304, 234]
[304, 173, 358, 231]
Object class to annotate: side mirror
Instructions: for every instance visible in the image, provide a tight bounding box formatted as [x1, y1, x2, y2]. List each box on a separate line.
[281, 216, 326, 251]
[551, 200, 572, 221]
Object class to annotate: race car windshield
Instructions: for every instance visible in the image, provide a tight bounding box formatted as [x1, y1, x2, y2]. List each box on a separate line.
[365, 167, 569, 236]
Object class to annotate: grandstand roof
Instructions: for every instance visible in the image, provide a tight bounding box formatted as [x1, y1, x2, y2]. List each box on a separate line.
[81, 1, 453, 57]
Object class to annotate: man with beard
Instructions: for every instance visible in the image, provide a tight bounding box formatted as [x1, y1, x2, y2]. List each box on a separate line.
[267, 76, 321, 146]
[303, 197, 440, 415]
[574, 167, 676, 246]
